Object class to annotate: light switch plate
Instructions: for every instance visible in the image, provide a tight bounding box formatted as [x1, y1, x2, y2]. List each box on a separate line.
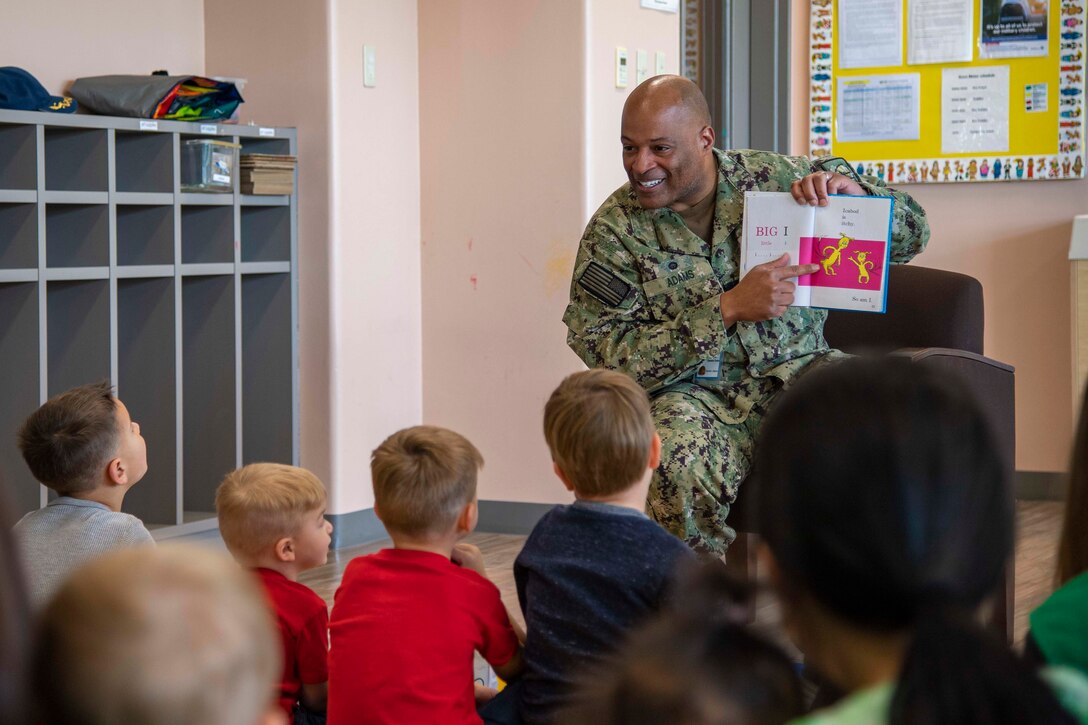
[636, 49, 648, 84]
[616, 46, 628, 88]
[655, 50, 666, 75]
[363, 45, 376, 87]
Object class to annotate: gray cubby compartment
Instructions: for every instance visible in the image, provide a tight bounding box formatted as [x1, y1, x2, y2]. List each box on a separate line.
[182, 274, 237, 522]
[0, 110, 298, 535]
[46, 203, 109, 268]
[242, 273, 293, 464]
[115, 131, 173, 193]
[182, 205, 234, 264]
[44, 126, 108, 192]
[0, 124, 36, 189]
[47, 279, 111, 396]
[0, 283, 41, 514]
[117, 205, 174, 266]
[0, 203, 38, 269]
[118, 277, 177, 526]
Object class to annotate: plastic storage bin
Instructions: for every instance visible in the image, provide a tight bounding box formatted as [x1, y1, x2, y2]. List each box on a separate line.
[181, 139, 239, 192]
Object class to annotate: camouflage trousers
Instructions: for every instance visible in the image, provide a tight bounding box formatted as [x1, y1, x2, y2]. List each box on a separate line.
[646, 352, 844, 556]
[646, 391, 766, 557]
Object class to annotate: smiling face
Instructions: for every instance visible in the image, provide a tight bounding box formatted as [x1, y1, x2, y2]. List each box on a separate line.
[621, 93, 717, 212]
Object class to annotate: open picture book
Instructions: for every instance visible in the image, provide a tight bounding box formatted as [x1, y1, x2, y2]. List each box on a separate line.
[740, 191, 894, 313]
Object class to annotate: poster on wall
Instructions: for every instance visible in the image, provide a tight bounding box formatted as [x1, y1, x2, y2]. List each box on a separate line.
[979, 0, 1049, 58]
[942, 66, 1011, 153]
[837, 74, 922, 141]
[907, 0, 973, 65]
[839, 0, 904, 68]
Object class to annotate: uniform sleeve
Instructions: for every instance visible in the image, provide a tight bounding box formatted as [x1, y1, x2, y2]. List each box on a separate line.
[296, 603, 330, 684]
[562, 222, 730, 393]
[476, 582, 519, 669]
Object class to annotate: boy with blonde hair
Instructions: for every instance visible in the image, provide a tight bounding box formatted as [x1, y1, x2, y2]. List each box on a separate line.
[33, 544, 285, 725]
[14, 381, 152, 609]
[216, 463, 333, 724]
[328, 425, 524, 725]
[513, 369, 695, 724]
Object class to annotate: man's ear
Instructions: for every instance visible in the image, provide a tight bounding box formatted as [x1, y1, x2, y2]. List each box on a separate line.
[552, 462, 576, 493]
[647, 432, 662, 470]
[699, 124, 716, 151]
[105, 457, 127, 486]
[274, 537, 295, 563]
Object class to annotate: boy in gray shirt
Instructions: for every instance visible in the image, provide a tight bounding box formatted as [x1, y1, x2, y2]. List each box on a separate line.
[13, 381, 152, 608]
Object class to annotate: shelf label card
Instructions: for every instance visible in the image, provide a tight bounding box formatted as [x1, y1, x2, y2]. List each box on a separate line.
[259, 127, 275, 137]
[200, 124, 218, 135]
[139, 120, 158, 131]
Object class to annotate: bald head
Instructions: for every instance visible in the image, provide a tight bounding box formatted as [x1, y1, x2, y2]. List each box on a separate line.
[623, 75, 712, 129]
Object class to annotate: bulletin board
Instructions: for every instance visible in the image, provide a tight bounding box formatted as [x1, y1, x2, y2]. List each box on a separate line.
[809, 0, 1087, 183]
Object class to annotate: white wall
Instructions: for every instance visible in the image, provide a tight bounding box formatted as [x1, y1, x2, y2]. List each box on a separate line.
[1, 0, 204, 95]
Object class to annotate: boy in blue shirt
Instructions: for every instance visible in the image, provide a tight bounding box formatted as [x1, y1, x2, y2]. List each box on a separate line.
[511, 369, 695, 724]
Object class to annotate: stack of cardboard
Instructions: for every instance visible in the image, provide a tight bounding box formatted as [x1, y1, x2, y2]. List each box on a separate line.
[240, 154, 297, 195]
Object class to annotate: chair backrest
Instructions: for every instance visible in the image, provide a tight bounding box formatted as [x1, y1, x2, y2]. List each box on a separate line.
[823, 265, 984, 355]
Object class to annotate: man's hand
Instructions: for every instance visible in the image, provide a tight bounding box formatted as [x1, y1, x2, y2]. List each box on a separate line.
[791, 170, 863, 206]
[720, 254, 819, 325]
[452, 542, 487, 577]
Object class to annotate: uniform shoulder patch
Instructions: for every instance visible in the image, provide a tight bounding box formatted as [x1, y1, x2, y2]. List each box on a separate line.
[578, 261, 632, 307]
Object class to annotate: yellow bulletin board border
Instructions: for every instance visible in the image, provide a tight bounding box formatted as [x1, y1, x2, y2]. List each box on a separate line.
[809, 0, 1087, 183]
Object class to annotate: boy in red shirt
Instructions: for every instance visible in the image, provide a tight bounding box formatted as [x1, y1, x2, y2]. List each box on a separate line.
[216, 463, 333, 724]
[328, 426, 524, 725]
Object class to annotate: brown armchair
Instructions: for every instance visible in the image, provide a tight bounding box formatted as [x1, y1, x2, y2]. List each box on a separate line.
[726, 264, 1017, 642]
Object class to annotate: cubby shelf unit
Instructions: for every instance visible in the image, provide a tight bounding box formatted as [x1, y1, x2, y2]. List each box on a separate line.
[0, 109, 298, 538]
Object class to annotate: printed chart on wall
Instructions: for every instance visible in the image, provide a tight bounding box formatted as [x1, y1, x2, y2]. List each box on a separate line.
[810, 0, 1087, 183]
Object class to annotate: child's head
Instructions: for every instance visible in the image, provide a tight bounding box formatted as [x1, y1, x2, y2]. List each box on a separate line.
[370, 425, 482, 540]
[33, 545, 284, 725]
[17, 381, 147, 496]
[755, 357, 1067, 723]
[216, 463, 331, 569]
[543, 369, 658, 498]
[565, 565, 804, 725]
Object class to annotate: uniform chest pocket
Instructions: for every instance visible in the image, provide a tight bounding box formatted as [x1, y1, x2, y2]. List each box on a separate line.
[639, 254, 723, 321]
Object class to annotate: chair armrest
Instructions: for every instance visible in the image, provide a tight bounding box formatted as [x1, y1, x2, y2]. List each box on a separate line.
[891, 347, 1015, 476]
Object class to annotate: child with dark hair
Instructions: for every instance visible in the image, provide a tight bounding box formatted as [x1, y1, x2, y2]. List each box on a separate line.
[753, 357, 1088, 725]
[1025, 382, 1088, 680]
[13, 381, 151, 608]
[563, 564, 804, 725]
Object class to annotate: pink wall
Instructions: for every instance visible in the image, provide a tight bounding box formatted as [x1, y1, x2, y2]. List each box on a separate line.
[419, 0, 680, 505]
[206, 0, 422, 514]
[204, 0, 333, 489]
[1, 0, 205, 95]
[419, 0, 587, 505]
[790, 0, 1077, 472]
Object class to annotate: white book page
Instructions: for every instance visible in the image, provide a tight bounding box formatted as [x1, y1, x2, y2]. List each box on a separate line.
[741, 192, 816, 306]
[809, 195, 893, 312]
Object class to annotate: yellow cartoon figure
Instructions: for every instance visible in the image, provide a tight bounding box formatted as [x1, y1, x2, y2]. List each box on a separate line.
[848, 251, 875, 285]
[821, 235, 852, 276]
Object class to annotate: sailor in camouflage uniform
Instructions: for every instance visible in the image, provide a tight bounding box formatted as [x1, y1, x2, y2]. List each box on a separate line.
[563, 76, 929, 556]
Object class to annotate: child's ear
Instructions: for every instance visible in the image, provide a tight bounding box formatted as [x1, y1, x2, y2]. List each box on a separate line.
[274, 537, 295, 563]
[552, 462, 575, 492]
[647, 433, 662, 470]
[257, 703, 289, 725]
[455, 499, 478, 535]
[757, 541, 781, 589]
[105, 457, 127, 486]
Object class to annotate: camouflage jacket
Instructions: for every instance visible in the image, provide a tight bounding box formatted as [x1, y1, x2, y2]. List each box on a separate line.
[563, 148, 930, 425]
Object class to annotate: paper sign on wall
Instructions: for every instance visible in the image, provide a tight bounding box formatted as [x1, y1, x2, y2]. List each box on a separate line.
[942, 66, 1010, 153]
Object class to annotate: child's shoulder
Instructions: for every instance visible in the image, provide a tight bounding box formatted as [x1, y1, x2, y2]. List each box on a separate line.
[255, 568, 326, 615]
[14, 499, 152, 544]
